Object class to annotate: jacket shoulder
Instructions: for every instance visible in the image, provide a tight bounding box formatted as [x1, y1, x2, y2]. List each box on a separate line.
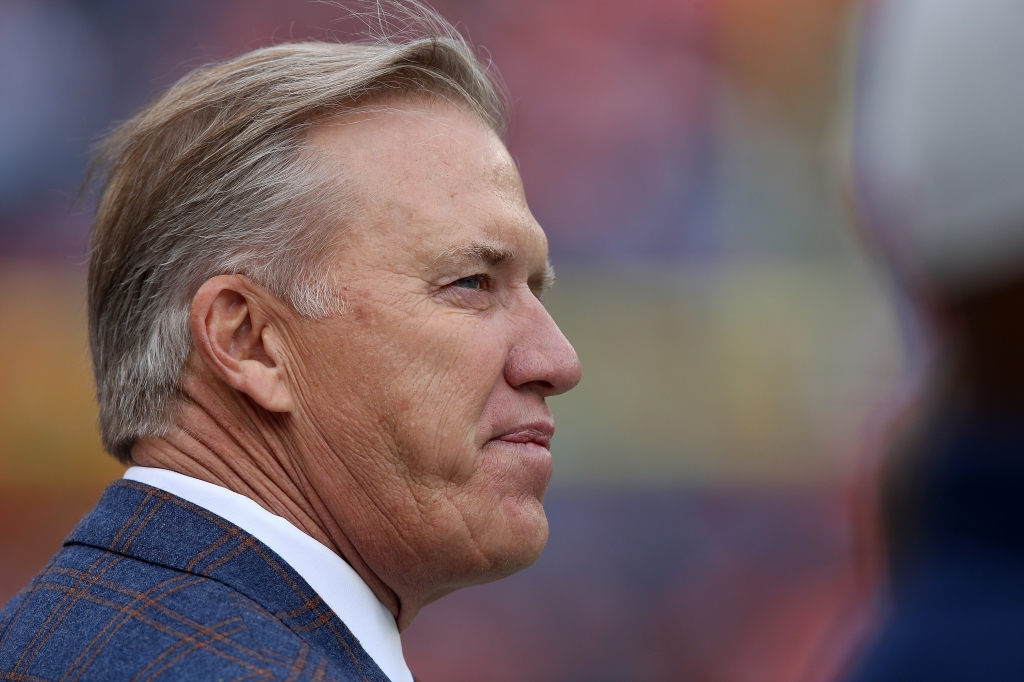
[0, 543, 365, 681]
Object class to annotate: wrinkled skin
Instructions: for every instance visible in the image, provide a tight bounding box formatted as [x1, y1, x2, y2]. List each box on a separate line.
[132, 101, 582, 630]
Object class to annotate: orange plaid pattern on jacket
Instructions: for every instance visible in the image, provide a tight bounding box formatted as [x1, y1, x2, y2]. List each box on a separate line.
[0, 480, 395, 681]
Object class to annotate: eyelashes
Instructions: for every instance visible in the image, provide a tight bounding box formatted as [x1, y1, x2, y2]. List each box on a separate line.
[451, 274, 492, 291]
[447, 273, 546, 301]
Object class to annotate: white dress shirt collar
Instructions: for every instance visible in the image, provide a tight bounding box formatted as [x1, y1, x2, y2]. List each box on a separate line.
[122, 466, 412, 682]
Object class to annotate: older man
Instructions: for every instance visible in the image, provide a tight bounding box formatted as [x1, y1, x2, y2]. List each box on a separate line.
[0, 5, 581, 681]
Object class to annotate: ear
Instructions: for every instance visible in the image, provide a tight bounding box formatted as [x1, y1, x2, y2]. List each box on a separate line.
[190, 275, 295, 413]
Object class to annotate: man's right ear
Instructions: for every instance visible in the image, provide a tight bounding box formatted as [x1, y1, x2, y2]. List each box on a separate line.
[189, 275, 295, 413]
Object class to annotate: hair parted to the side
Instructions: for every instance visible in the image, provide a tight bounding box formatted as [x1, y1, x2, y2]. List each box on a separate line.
[87, 0, 508, 464]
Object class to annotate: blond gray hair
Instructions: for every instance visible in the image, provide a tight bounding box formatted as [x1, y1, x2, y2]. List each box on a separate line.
[87, 2, 508, 463]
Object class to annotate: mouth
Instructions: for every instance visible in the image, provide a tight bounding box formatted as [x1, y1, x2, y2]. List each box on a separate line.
[482, 420, 556, 495]
[490, 422, 554, 450]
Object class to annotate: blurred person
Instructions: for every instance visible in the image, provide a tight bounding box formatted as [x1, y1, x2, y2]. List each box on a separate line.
[0, 2, 581, 680]
[848, 0, 1024, 679]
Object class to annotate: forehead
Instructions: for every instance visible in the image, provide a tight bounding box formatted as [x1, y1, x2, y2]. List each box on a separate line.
[307, 100, 546, 261]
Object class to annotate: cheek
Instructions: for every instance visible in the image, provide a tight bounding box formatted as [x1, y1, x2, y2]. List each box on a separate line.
[383, 314, 511, 474]
[394, 327, 496, 410]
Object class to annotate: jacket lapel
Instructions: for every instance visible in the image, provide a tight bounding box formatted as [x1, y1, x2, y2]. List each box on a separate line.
[66, 480, 392, 682]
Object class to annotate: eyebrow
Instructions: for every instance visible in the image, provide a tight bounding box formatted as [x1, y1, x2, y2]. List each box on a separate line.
[534, 260, 556, 294]
[430, 243, 517, 269]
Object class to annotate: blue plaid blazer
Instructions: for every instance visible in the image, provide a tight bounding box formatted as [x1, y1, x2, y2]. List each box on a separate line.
[0, 480, 398, 681]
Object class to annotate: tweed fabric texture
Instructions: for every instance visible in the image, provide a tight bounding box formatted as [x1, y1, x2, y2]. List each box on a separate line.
[0, 480, 395, 681]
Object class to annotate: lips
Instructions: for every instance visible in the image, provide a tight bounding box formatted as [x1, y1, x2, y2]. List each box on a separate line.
[492, 422, 554, 449]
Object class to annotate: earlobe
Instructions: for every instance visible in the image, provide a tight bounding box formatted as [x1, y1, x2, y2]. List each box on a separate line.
[249, 326, 295, 413]
[190, 275, 295, 413]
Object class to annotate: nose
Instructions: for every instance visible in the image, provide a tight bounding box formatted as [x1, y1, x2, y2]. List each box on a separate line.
[504, 295, 582, 398]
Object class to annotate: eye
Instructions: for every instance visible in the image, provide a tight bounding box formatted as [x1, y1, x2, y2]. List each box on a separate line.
[452, 274, 491, 291]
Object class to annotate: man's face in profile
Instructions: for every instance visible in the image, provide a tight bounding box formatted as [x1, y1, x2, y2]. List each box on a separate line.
[290, 101, 581, 608]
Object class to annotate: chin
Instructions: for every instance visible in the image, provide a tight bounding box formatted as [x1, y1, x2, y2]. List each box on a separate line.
[491, 493, 550, 577]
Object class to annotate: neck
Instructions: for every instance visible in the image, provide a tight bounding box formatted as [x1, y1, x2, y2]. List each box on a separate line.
[130, 377, 402, 621]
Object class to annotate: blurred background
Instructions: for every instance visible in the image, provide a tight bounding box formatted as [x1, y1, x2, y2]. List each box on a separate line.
[0, 0, 906, 680]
